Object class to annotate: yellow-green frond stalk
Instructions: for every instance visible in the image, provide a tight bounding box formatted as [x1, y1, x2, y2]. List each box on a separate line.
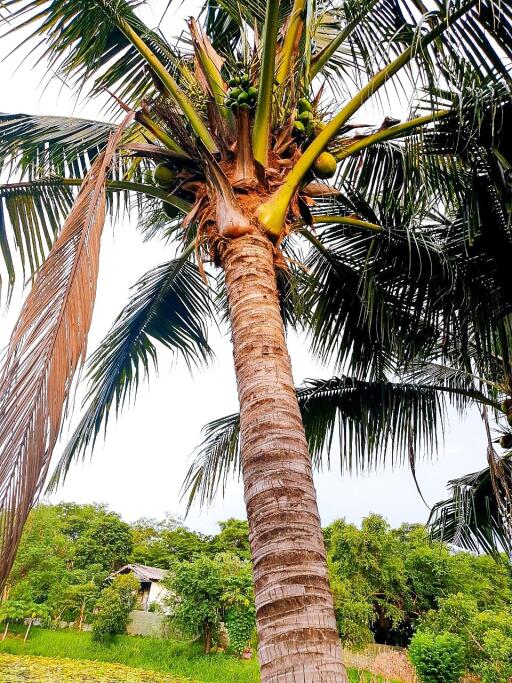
[252, 0, 281, 166]
[118, 16, 217, 153]
[276, 0, 307, 85]
[135, 110, 188, 156]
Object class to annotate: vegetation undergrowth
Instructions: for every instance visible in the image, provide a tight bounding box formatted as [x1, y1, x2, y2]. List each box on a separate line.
[0, 629, 401, 683]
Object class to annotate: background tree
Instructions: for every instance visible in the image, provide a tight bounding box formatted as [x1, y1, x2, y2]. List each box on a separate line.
[73, 513, 133, 573]
[92, 573, 138, 644]
[1, 1, 512, 679]
[164, 551, 254, 655]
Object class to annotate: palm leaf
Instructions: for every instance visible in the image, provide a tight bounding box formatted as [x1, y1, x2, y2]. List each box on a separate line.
[3, 0, 179, 107]
[0, 111, 133, 588]
[0, 179, 75, 295]
[429, 457, 512, 556]
[48, 248, 214, 491]
[0, 113, 115, 178]
[183, 375, 446, 508]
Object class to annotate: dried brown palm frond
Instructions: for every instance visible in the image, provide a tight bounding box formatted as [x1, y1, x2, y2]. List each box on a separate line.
[0, 112, 134, 588]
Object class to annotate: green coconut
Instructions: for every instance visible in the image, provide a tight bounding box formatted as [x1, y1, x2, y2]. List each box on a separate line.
[313, 151, 338, 179]
[298, 110, 313, 122]
[162, 201, 180, 219]
[237, 91, 249, 104]
[153, 163, 178, 190]
[247, 86, 258, 99]
[298, 98, 312, 113]
[143, 169, 154, 184]
[293, 120, 306, 135]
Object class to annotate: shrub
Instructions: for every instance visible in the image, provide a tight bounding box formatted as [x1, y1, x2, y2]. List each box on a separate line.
[409, 630, 465, 683]
[475, 628, 512, 683]
[92, 574, 138, 644]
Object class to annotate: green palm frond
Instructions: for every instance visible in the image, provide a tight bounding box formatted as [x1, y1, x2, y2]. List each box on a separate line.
[200, 0, 294, 53]
[405, 362, 501, 409]
[303, 215, 512, 381]
[301, 224, 447, 378]
[314, 0, 512, 94]
[48, 249, 214, 491]
[299, 66, 512, 378]
[182, 411, 241, 512]
[3, 0, 179, 107]
[0, 179, 74, 293]
[183, 375, 447, 508]
[0, 174, 180, 294]
[0, 113, 115, 178]
[429, 457, 512, 557]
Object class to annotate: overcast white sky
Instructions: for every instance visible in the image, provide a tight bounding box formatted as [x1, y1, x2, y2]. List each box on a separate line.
[0, 2, 489, 535]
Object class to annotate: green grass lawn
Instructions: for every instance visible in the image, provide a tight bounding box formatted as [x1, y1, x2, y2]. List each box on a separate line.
[0, 628, 400, 682]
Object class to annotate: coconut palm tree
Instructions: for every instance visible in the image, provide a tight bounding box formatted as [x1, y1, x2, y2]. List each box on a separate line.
[1, 1, 512, 680]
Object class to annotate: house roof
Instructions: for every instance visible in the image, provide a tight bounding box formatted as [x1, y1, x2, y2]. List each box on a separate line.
[109, 563, 168, 583]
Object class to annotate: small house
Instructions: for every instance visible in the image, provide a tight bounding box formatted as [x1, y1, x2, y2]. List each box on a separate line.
[109, 563, 169, 612]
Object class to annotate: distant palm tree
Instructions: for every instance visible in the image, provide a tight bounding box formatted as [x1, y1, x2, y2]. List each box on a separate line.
[1, 1, 512, 680]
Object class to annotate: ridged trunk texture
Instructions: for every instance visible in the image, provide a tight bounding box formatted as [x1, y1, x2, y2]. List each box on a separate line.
[222, 233, 347, 683]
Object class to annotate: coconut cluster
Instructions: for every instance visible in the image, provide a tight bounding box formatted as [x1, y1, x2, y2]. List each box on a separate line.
[225, 74, 258, 112]
[292, 98, 338, 180]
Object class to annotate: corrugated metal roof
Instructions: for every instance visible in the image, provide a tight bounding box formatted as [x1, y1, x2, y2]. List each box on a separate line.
[109, 563, 168, 582]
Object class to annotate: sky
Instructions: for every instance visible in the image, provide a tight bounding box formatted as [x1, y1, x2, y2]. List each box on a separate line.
[0, 1, 490, 535]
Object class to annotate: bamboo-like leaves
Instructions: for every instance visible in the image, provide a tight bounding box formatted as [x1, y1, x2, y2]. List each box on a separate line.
[0, 112, 133, 588]
[48, 249, 214, 491]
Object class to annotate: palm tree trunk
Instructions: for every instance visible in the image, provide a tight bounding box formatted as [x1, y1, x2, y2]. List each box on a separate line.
[222, 233, 347, 683]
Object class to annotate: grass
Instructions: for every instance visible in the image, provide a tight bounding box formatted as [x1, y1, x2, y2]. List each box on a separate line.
[0, 628, 402, 682]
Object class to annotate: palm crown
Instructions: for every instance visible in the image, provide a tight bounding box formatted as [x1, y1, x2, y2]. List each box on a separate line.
[1, 0, 512, 678]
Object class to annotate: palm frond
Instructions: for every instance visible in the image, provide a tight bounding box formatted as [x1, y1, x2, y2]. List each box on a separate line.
[48, 248, 214, 491]
[182, 411, 240, 513]
[199, 0, 294, 53]
[313, 0, 512, 97]
[301, 225, 445, 378]
[3, 0, 179, 107]
[404, 362, 500, 410]
[429, 457, 512, 557]
[0, 179, 75, 295]
[0, 173, 194, 297]
[0, 113, 115, 178]
[183, 375, 446, 508]
[0, 111, 133, 589]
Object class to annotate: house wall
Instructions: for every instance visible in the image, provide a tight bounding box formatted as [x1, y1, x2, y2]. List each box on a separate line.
[127, 610, 165, 637]
[148, 581, 169, 607]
